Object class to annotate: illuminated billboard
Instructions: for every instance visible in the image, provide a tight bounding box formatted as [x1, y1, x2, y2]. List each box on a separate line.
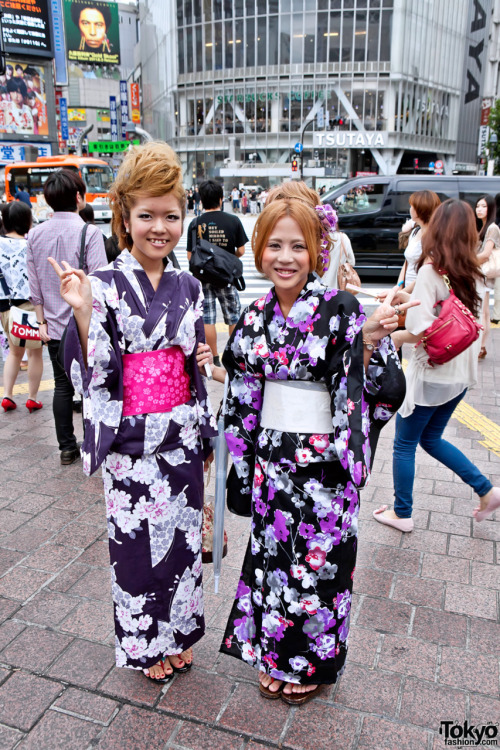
[64, 0, 120, 66]
[0, 61, 49, 137]
[0, 0, 53, 58]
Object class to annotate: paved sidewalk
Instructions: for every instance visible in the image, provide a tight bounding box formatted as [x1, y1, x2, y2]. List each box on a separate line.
[0, 328, 498, 750]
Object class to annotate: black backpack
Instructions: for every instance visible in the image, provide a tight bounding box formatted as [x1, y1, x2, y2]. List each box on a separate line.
[189, 219, 245, 291]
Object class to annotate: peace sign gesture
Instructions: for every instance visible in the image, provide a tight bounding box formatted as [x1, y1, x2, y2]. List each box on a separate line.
[363, 285, 420, 344]
[47, 257, 93, 314]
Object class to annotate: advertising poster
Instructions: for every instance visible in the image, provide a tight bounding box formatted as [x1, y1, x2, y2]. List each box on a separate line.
[0, 0, 52, 57]
[120, 80, 129, 138]
[0, 61, 49, 137]
[68, 108, 87, 121]
[64, 0, 120, 66]
[130, 83, 140, 123]
[110, 95, 118, 141]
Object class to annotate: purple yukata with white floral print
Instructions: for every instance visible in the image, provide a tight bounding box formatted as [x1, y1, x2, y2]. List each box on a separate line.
[65, 250, 217, 671]
[220, 275, 405, 685]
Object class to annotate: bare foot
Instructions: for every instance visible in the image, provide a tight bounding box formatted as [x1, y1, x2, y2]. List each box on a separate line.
[259, 672, 283, 694]
[143, 658, 172, 680]
[282, 682, 318, 695]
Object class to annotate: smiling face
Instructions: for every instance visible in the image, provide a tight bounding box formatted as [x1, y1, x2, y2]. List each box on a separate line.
[475, 198, 488, 222]
[125, 193, 183, 270]
[260, 216, 312, 302]
[79, 8, 107, 48]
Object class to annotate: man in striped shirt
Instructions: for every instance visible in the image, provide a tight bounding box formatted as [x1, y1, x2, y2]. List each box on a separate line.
[27, 169, 107, 465]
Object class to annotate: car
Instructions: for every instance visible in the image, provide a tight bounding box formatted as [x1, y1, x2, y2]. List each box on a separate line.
[322, 175, 500, 279]
[91, 199, 112, 222]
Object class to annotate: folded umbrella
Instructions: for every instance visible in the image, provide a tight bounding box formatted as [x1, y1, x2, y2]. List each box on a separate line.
[213, 375, 230, 593]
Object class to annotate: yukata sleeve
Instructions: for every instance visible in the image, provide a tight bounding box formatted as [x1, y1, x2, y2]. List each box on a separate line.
[221, 310, 264, 501]
[184, 284, 218, 459]
[64, 275, 123, 476]
[324, 290, 403, 489]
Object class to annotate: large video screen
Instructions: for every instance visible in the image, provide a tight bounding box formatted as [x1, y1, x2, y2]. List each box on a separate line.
[0, 0, 53, 58]
[64, 0, 121, 66]
[0, 62, 49, 137]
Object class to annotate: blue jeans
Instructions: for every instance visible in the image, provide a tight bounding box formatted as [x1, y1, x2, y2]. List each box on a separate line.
[393, 390, 492, 518]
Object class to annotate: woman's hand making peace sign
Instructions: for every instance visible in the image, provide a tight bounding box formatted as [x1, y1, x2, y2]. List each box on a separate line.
[48, 257, 93, 364]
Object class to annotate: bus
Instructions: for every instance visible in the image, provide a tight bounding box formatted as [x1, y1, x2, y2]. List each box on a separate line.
[4, 155, 114, 222]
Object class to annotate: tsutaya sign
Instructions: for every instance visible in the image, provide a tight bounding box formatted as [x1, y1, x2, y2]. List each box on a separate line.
[313, 131, 387, 149]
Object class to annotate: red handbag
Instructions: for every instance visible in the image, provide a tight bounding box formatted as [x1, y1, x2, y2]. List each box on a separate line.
[417, 273, 482, 366]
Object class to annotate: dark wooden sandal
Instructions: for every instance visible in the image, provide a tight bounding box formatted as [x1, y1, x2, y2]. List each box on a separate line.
[281, 684, 324, 706]
[259, 679, 284, 700]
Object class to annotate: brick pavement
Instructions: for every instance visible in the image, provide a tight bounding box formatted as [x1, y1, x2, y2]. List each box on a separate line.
[0, 329, 498, 750]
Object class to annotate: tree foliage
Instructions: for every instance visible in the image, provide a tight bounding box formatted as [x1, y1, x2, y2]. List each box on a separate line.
[488, 100, 500, 159]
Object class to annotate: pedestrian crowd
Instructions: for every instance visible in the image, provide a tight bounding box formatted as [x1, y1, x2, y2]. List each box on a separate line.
[0, 142, 498, 706]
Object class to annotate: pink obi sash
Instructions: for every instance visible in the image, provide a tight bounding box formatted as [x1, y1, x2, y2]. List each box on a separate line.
[122, 347, 191, 417]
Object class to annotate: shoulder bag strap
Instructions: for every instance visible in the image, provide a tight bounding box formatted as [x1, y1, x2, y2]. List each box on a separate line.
[339, 233, 346, 264]
[79, 222, 90, 270]
[191, 215, 200, 250]
[0, 272, 9, 297]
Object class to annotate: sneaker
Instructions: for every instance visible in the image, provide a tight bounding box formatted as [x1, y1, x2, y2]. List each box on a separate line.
[60, 446, 81, 465]
[491, 319, 499, 324]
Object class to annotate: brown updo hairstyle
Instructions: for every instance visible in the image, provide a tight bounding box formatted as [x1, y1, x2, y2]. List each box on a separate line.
[110, 141, 186, 250]
[409, 190, 441, 225]
[254, 181, 330, 276]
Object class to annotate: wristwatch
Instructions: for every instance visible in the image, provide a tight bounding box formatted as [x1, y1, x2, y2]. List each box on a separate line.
[37, 319, 48, 325]
[363, 337, 379, 351]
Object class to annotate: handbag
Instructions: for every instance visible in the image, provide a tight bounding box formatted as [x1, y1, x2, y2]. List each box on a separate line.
[416, 272, 482, 366]
[337, 234, 361, 293]
[482, 247, 500, 279]
[8, 304, 42, 348]
[189, 220, 245, 291]
[58, 223, 89, 367]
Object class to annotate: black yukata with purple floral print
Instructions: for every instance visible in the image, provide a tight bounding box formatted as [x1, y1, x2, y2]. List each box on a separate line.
[220, 275, 405, 685]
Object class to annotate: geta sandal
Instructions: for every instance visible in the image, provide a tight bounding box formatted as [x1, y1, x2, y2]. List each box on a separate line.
[259, 680, 284, 700]
[142, 659, 174, 683]
[281, 684, 323, 705]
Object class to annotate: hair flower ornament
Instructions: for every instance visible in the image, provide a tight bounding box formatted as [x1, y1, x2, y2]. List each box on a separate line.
[315, 204, 338, 271]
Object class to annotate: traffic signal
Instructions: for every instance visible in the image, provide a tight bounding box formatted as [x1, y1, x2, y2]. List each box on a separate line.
[291, 158, 298, 172]
[332, 117, 344, 126]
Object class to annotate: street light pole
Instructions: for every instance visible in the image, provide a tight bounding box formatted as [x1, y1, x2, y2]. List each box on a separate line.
[299, 118, 316, 177]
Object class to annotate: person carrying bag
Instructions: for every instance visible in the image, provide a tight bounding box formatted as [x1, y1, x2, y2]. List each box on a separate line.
[189, 218, 245, 291]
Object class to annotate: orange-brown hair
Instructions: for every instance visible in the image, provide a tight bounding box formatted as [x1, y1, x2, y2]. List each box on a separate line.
[109, 141, 186, 250]
[418, 199, 482, 316]
[253, 198, 327, 276]
[409, 190, 441, 225]
[266, 180, 321, 207]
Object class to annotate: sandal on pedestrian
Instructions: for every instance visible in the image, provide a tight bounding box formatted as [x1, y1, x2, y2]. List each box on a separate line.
[142, 659, 173, 683]
[473, 487, 500, 522]
[478, 347, 487, 360]
[281, 684, 323, 706]
[373, 505, 414, 532]
[169, 650, 193, 674]
[259, 679, 284, 700]
[1, 397, 16, 412]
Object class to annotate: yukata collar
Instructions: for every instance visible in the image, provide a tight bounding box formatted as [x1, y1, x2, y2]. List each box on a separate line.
[117, 248, 176, 273]
[265, 272, 317, 322]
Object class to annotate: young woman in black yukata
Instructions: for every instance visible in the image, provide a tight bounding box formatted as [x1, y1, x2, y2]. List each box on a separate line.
[198, 182, 415, 704]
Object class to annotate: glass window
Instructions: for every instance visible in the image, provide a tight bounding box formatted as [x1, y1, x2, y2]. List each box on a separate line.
[213, 0, 222, 20]
[269, 16, 278, 64]
[257, 16, 266, 63]
[316, 11, 327, 62]
[235, 19, 244, 66]
[290, 92, 302, 132]
[367, 11, 380, 61]
[246, 0, 255, 14]
[177, 2, 183, 27]
[395, 181, 455, 213]
[246, 17, 255, 66]
[184, 0, 192, 24]
[178, 28, 185, 74]
[194, 0, 201, 22]
[224, 0, 232, 17]
[280, 13, 290, 65]
[328, 12, 341, 63]
[186, 27, 193, 72]
[205, 24, 212, 69]
[269, 0, 279, 10]
[354, 11, 367, 62]
[257, 0, 266, 13]
[341, 11, 353, 62]
[203, 0, 211, 22]
[291, 13, 303, 64]
[225, 20, 233, 67]
[333, 183, 387, 215]
[195, 26, 203, 71]
[380, 9, 392, 60]
[82, 166, 114, 194]
[214, 22, 222, 68]
[304, 12, 315, 63]
[234, 0, 244, 16]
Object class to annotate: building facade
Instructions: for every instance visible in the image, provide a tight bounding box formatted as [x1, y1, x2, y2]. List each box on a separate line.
[137, 0, 485, 186]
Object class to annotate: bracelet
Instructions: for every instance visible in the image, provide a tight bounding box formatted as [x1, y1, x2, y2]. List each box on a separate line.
[36, 320, 48, 325]
[363, 337, 379, 351]
[397, 280, 404, 288]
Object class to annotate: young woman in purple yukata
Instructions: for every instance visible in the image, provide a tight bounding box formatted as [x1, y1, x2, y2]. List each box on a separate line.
[49, 142, 217, 683]
[198, 184, 415, 705]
